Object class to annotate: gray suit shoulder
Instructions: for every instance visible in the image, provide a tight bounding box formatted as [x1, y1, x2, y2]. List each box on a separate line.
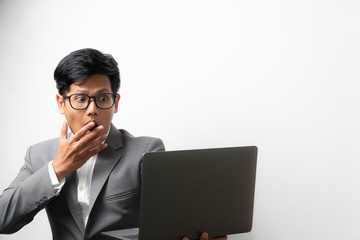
[119, 129, 165, 152]
[25, 138, 59, 170]
[30, 137, 59, 151]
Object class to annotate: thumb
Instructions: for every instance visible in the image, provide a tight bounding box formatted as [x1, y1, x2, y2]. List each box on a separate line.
[60, 121, 68, 140]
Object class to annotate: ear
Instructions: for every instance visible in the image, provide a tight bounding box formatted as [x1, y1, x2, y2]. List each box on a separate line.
[56, 94, 65, 114]
[113, 93, 120, 113]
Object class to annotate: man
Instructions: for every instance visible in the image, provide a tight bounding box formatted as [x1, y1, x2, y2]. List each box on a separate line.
[0, 48, 226, 240]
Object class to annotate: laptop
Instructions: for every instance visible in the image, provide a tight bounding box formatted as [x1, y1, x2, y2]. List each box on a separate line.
[101, 146, 258, 240]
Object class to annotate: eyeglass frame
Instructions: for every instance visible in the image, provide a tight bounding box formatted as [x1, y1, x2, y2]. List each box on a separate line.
[62, 93, 117, 110]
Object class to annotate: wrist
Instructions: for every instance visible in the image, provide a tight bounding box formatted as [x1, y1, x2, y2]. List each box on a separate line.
[52, 158, 68, 181]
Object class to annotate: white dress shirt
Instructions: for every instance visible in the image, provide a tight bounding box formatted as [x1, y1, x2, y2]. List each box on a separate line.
[48, 127, 109, 227]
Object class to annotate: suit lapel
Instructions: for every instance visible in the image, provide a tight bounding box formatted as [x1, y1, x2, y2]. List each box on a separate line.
[88, 124, 124, 214]
[63, 171, 85, 235]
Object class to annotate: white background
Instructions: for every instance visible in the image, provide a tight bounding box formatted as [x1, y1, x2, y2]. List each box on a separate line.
[0, 0, 359, 239]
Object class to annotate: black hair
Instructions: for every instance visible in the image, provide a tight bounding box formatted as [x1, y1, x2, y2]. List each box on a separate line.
[54, 48, 120, 95]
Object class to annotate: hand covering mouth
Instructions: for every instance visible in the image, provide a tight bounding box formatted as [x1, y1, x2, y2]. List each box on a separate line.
[87, 120, 99, 129]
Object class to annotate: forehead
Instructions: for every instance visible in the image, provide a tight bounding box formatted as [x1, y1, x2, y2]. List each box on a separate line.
[68, 74, 112, 94]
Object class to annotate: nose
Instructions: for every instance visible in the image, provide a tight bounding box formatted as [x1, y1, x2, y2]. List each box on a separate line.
[86, 98, 98, 115]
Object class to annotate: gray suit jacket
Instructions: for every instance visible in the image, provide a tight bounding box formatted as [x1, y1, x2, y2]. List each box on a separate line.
[0, 124, 165, 239]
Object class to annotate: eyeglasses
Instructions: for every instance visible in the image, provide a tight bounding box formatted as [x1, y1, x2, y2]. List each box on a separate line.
[63, 93, 116, 110]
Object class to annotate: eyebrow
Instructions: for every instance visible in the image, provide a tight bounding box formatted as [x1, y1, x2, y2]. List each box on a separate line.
[74, 88, 111, 94]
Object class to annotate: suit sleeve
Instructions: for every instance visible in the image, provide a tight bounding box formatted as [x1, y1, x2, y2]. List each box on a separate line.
[0, 146, 58, 234]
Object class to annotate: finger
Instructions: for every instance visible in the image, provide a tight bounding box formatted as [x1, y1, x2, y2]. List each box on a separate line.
[182, 238, 189, 240]
[71, 129, 106, 161]
[72, 122, 96, 141]
[77, 125, 105, 144]
[200, 232, 208, 240]
[81, 134, 108, 153]
[60, 121, 68, 140]
[87, 143, 108, 158]
[76, 142, 107, 164]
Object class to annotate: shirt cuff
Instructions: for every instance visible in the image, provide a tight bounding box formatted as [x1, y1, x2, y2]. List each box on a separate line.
[48, 161, 66, 194]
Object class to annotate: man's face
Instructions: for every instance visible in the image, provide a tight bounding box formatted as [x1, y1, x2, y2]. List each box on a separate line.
[56, 74, 120, 134]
